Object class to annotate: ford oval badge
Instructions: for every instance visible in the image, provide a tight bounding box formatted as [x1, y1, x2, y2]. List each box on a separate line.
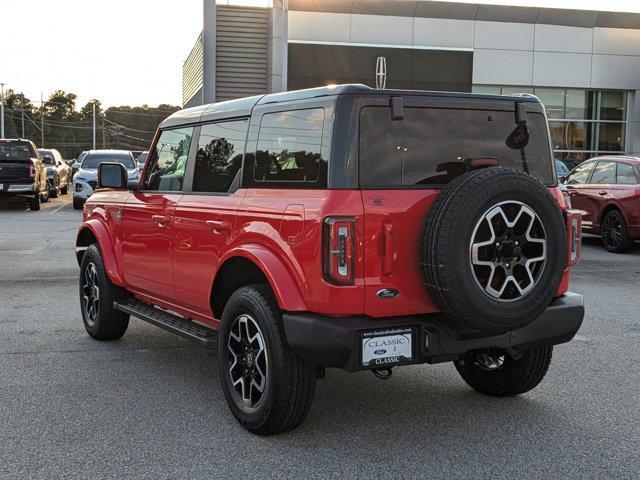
[374, 349, 387, 355]
[376, 288, 399, 299]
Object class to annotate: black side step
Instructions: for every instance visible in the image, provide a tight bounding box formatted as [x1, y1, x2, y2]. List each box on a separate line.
[113, 299, 218, 350]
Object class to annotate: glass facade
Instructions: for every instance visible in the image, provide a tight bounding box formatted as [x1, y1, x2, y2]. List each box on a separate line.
[473, 86, 628, 163]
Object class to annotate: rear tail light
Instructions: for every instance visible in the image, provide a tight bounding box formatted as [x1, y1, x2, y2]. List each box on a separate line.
[635, 188, 640, 198]
[323, 217, 355, 285]
[565, 209, 582, 267]
[29, 160, 37, 179]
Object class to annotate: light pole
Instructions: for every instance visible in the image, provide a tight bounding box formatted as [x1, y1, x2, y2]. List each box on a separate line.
[1, 82, 5, 139]
[92, 101, 96, 149]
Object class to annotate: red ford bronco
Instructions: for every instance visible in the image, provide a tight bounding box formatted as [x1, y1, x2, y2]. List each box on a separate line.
[76, 85, 584, 435]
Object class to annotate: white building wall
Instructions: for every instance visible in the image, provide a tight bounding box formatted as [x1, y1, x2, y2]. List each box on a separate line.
[287, 10, 640, 92]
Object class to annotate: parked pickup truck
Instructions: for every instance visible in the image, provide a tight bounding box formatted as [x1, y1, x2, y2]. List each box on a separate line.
[0, 138, 50, 210]
[76, 85, 584, 435]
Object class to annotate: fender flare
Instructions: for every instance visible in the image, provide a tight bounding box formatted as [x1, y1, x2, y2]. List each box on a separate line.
[76, 220, 125, 286]
[216, 245, 307, 312]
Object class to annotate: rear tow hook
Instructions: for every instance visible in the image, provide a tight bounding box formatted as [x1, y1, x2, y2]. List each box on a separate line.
[372, 367, 393, 380]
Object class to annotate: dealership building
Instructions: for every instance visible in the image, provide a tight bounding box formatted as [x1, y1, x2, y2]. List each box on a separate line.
[183, 0, 640, 162]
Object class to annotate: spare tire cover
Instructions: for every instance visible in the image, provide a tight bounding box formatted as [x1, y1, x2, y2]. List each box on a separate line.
[421, 167, 567, 334]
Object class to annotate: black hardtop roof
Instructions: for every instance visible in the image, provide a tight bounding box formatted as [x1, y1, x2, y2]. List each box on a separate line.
[160, 84, 541, 129]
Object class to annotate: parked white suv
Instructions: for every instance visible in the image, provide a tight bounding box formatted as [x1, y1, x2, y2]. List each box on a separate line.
[73, 150, 139, 209]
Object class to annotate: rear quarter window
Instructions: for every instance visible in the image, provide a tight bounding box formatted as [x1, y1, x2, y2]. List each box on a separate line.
[253, 108, 326, 185]
[359, 106, 554, 187]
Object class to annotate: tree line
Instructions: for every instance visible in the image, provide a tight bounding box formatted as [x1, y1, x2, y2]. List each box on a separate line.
[1, 89, 180, 159]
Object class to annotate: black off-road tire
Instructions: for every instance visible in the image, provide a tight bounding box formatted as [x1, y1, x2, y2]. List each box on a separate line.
[421, 167, 567, 334]
[50, 181, 59, 198]
[601, 210, 634, 253]
[218, 284, 316, 435]
[455, 347, 553, 397]
[28, 194, 41, 211]
[60, 184, 69, 195]
[79, 244, 129, 340]
[73, 197, 84, 210]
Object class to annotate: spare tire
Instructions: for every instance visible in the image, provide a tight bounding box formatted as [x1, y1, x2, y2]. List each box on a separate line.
[421, 167, 567, 334]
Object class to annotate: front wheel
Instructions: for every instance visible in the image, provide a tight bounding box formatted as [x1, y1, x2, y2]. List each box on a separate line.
[79, 244, 129, 340]
[218, 284, 316, 435]
[455, 346, 553, 397]
[28, 194, 41, 211]
[602, 210, 634, 253]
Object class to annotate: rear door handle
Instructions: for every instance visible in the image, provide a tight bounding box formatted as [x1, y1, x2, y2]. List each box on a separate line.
[152, 215, 170, 228]
[206, 219, 231, 232]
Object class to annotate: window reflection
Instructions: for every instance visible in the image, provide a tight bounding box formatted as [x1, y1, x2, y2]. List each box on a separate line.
[193, 120, 248, 193]
[472, 85, 628, 163]
[254, 108, 325, 183]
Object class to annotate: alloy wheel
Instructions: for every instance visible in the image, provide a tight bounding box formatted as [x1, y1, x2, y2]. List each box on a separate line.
[602, 214, 623, 250]
[227, 314, 268, 408]
[82, 262, 100, 327]
[470, 201, 547, 301]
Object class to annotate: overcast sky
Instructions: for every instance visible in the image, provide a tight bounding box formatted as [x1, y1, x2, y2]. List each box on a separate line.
[1, 0, 640, 108]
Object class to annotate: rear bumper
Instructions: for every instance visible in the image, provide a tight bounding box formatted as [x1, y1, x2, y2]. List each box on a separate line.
[0, 183, 37, 197]
[283, 292, 584, 371]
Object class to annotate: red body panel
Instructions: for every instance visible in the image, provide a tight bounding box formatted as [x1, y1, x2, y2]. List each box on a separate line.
[567, 182, 640, 238]
[80, 183, 574, 323]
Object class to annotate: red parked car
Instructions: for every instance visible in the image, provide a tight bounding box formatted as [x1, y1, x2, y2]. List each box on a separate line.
[564, 156, 640, 252]
[76, 85, 584, 434]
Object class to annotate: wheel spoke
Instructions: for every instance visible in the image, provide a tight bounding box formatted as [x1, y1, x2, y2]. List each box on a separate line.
[469, 201, 547, 302]
[227, 313, 268, 408]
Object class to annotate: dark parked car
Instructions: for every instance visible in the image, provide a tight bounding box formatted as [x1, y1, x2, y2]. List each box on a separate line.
[39, 148, 71, 197]
[555, 159, 570, 181]
[564, 156, 640, 252]
[0, 139, 50, 210]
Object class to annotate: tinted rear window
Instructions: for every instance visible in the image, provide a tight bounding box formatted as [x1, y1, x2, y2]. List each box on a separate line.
[0, 142, 36, 163]
[359, 106, 554, 187]
[82, 154, 135, 169]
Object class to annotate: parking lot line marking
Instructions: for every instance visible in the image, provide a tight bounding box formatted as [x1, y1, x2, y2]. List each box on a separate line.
[52, 200, 71, 213]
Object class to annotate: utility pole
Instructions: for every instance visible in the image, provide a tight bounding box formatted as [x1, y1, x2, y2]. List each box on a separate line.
[40, 92, 44, 147]
[21, 97, 25, 138]
[102, 114, 106, 148]
[1, 82, 5, 139]
[92, 101, 96, 149]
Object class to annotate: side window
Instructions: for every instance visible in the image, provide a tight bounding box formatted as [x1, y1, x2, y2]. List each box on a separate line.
[565, 162, 594, 185]
[616, 163, 638, 185]
[143, 127, 194, 192]
[192, 119, 248, 193]
[591, 161, 617, 184]
[254, 108, 325, 184]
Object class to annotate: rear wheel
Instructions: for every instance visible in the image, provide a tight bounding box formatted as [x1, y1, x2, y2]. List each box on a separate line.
[50, 180, 59, 198]
[60, 184, 68, 195]
[601, 210, 634, 253]
[455, 347, 553, 396]
[79, 244, 129, 340]
[218, 284, 316, 435]
[28, 194, 41, 211]
[40, 182, 50, 203]
[73, 197, 84, 210]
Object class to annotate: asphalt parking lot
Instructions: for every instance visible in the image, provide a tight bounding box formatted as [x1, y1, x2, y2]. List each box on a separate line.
[1, 195, 639, 479]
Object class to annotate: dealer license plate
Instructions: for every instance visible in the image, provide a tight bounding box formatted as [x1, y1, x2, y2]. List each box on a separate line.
[361, 328, 413, 367]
